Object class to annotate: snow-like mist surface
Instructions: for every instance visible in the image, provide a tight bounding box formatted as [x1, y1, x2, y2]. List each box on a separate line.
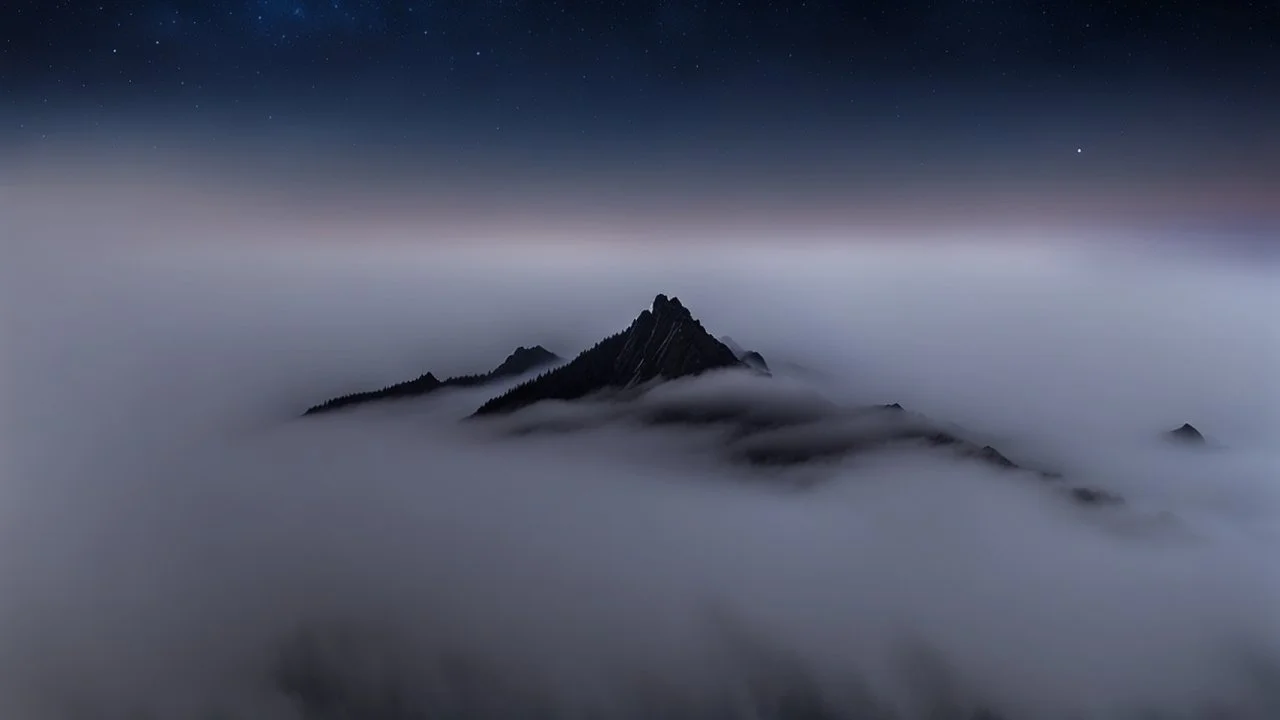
[1, 229, 1278, 719]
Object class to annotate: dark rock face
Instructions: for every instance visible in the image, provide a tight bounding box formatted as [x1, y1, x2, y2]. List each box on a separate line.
[473, 294, 744, 416]
[1165, 422, 1206, 445]
[624, 294, 742, 383]
[303, 346, 562, 416]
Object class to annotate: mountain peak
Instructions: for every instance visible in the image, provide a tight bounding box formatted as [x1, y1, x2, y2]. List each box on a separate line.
[491, 345, 561, 377]
[1166, 422, 1206, 445]
[652, 293, 688, 316]
[473, 294, 743, 416]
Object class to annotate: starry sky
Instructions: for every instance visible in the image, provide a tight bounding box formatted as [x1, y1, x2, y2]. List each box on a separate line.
[4, 1, 1279, 232]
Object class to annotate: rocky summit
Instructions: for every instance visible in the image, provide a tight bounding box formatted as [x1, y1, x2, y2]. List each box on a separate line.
[472, 294, 744, 416]
[621, 294, 742, 384]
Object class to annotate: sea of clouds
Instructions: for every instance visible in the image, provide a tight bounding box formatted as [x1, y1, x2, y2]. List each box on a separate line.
[2, 198, 1278, 718]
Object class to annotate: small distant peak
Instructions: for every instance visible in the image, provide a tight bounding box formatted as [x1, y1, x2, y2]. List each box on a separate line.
[977, 445, 1017, 468]
[741, 350, 769, 374]
[880, 402, 904, 411]
[490, 345, 561, 378]
[1166, 422, 1206, 445]
[508, 345, 552, 359]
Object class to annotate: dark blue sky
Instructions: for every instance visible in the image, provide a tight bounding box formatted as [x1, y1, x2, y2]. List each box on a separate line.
[8, 1, 1276, 108]
[3, 0, 1278, 225]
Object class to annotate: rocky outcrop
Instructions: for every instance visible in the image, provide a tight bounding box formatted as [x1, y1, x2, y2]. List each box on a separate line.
[303, 346, 561, 416]
[473, 294, 744, 416]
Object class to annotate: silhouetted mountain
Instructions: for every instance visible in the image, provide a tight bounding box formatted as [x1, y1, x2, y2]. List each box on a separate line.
[490, 345, 562, 377]
[473, 294, 744, 416]
[740, 350, 770, 375]
[302, 372, 445, 416]
[303, 346, 561, 416]
[433, 346, 563, 389]
[1165, 422, 1206, 445]
[303, 293, 1124, 507]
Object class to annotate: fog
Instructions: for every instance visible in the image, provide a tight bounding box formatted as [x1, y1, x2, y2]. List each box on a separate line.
[2, 201, 1279, 719]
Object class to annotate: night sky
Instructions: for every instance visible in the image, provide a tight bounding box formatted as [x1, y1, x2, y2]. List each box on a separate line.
[4, 1, 1279, 232]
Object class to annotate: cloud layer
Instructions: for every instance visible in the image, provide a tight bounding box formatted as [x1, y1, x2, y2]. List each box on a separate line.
[1, 216, 1278, 719]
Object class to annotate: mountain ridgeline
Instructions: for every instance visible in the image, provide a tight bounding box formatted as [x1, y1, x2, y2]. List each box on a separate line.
[302, 345, 562, 416]
[473, 294, 749, 416]
[295, 293, 1211, 507]
[301, 295, 766, 418]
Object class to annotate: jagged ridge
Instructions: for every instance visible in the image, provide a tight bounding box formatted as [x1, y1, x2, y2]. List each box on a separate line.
[300, 292, 1122, 507]
[473, 294, 743, 416]
[303, 345, 561, 416]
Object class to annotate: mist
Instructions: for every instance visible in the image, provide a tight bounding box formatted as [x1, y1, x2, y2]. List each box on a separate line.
[2, 191, 1279, 719]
